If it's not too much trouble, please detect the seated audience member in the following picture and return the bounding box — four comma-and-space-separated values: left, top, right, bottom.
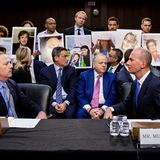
12, 46, 46, 83
39, 47, 77, 118
104, 48, 160, 120
76, 54, 117, 119
107, 48, 123, 74
116, 49, 135, 102
12, 46, 32, 83
0, 52, 47, 118
0, 25, 9, 37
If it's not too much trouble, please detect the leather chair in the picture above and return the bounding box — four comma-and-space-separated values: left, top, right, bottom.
17, 83, 52, 115
121, 82, 132, 100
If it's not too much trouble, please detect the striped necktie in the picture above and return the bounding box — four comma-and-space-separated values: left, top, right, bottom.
56, 68, 63, 104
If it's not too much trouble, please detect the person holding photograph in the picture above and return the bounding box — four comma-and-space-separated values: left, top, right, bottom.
64, 10, 91, 35
107, 16, 119, 31
141, 17, 152, 33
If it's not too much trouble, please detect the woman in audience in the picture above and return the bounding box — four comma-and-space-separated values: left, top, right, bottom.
11, 46, 32, 83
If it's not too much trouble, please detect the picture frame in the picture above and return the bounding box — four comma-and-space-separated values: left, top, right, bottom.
12, 27, 37, 55
38, 33, 64, 65
142, 33, 160, 66
65, 35, 92, 69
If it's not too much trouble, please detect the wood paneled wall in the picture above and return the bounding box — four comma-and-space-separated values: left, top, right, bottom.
0, 0, 160, 36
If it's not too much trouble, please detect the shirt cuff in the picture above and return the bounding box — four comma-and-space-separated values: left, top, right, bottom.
109, 106, 114, 112
64, 100, 70, 106
52, 102, 57, 107
83, 104, 91, 112
101, 105, 108, 112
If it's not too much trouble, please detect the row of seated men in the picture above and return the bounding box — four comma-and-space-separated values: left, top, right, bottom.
1, 44, 160, 120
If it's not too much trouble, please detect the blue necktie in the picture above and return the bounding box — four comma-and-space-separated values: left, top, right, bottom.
2, 85, 14, 117
56, 68, 63, 104
135, 80, 140, 111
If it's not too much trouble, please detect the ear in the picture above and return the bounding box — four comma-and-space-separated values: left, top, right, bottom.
54, 56, 59, 62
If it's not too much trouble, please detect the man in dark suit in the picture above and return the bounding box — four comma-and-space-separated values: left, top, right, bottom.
31, 58, 47, 83
104, 47, 160, 119
64, 10, 91, 35
39, 47, 77, 118
116, 49, 135, 102
0, 52, 47, 118
76, 54, 117, 119
107, 48, 123, 74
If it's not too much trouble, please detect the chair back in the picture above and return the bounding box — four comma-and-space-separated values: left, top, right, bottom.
18, 83, 52, 115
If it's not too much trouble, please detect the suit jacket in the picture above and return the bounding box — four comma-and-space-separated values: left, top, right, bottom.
116, 66, 134, 101
39, 64, 77, 104
77, 69, 117, 109
0, 79, 43, 117
33, 59, 47, 83
64, 26, 91, 35
113, 72, 160, 119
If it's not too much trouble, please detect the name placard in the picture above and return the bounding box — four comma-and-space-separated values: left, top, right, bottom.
140, 128, 160, 148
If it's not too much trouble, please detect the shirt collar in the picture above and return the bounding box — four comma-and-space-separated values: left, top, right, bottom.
54, 64, 63, 72
74, 25, 83, 31
138, 70, 151, 85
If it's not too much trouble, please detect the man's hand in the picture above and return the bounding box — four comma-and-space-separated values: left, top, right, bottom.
103, 108, 113, 119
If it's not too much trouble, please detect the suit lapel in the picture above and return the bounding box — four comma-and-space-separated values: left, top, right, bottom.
137, 73, 152, 110
89, 70, 94, 100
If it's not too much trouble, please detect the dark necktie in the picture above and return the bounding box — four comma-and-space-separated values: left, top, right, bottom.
135, 80, 140, 111
56, 68, 63, 104
91, 75, 102, 108
77, 29, 81, 35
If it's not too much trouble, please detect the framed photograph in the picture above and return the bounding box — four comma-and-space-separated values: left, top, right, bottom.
38, 34, 64, 65
114, 29, 142, 53
12, 27, 37, 55
91, 31, 116, 56
65, 35, 92, 69
0, 37, 12, 56
142, 33, 160, 66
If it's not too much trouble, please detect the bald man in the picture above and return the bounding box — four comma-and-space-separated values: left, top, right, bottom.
104, 47, 160, 119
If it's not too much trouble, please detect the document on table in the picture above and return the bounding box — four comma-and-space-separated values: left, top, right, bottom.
8, 117, 40, 128
128, 119, 160, 130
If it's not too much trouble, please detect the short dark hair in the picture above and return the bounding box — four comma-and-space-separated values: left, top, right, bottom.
141, 17, 152, 24
52, 47, 67, 62
124, 49, 133, 63
112, 48, 123, 63
108, 16, 119, 25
